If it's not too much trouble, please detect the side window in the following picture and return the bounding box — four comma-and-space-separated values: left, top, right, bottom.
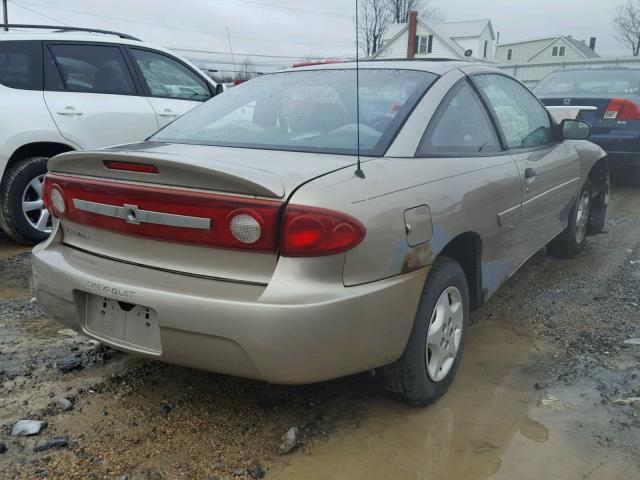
474, 74, 553, 150
48, 44, 136, 95
130, 49, 211, 102
0, 41, 43, 90
419, 81, 501, 156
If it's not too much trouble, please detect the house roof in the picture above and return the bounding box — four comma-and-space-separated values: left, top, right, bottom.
565, 37, 600, 58
382, 23, 406, 42
375, 18, 471, 60
498, 35, 599, 58
523, 35, 600, 61
424, 20, 468, 57
440, 19, 494, 40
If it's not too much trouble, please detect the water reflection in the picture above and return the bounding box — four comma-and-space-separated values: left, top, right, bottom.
277, 319, 544, 480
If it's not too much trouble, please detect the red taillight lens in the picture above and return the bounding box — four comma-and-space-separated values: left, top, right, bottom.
104, 161, 159, 174
43, 175, 66, 217
43, 175, 52, 211
45, 174, 282, 252
604, 98, 640, 120
281, 205, 365, 257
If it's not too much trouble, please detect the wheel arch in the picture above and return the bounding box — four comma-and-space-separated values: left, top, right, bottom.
438, 231, 483, 309
3, 142, 76, 183
587, 156, 609, 230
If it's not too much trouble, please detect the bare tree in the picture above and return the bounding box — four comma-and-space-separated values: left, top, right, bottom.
614, 0, 640, 56
235, 58, 257, 81
357, 0, 393, 57
388, 0, 444, 24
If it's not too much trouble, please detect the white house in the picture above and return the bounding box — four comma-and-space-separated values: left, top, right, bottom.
373, 12, 495, 61
496, 35, 599, 63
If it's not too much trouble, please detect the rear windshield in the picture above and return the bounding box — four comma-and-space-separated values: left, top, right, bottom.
534, 69, 640, 95
151, 69, 437, 156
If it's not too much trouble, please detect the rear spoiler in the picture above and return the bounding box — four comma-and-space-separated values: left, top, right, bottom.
546, 106, 597, 123
48, 150, 286, 199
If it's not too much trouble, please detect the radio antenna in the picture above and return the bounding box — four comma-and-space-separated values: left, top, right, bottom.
354, 0, 365, 179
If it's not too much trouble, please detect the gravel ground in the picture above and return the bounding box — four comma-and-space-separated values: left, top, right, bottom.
1, 181, 639, 479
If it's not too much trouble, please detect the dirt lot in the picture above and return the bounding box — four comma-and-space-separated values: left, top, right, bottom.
1, 182, 639, 480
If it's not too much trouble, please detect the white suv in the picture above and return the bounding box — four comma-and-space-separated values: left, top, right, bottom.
0, 26, 220, 243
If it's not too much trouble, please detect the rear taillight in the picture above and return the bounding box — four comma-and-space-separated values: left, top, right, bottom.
44, 174, 282, 252
104, 161, 159, 174
281, 205, 365, 257
604, 98, 640, 120
44, 174, 366, 255
43, 175, 65, 217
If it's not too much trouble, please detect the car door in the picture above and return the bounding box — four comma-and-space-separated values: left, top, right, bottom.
472, 73, 581, 251
43, 42, 159, 149
416, 79, 525, 289
127, 47, 212, 128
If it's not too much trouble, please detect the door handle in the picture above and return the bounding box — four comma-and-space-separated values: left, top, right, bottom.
524, 168, 536, 181
158, 109, 178, 117
56, 106, 82, 117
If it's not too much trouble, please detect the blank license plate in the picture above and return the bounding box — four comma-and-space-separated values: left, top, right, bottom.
85, 294, 161, 354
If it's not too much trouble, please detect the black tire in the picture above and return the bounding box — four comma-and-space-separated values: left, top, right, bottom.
380, 256, 470, 406
0, 156, 50, 245
547, 179, 592, 259
588, 190, 607, 233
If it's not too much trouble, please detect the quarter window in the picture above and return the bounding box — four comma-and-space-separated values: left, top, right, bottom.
48, 44, 136, 95
131, 49, 211, 102
419, 81, 500, 155
0, 41, 42, 90
474, 74, 553, 150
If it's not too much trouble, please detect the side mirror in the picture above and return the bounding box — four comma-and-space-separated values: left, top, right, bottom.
215, 84, 225, 96
561, 119, 591, 140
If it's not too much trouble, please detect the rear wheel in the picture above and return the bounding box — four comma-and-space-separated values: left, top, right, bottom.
547, 179, 592, 259
0, 156, 52, 244
380, 257, 470, 406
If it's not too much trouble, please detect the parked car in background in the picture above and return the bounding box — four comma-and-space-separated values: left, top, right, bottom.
534, 67, 640, 183
33, 61, 608, 406
0, 26, 219, 244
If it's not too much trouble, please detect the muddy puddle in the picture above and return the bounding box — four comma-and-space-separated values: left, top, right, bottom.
0, 236, 28, 261
277, 318, 639, 480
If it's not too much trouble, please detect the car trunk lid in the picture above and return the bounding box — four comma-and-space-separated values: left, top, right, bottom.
47, 142, 356, 284
539, 95, 640, 134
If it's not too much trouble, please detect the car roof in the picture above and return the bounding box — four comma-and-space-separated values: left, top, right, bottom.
0, 30, 216, 85
286, 59, 476, 76
0, 31, 151, 47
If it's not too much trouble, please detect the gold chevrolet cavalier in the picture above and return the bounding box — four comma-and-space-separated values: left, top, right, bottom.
32, 61, 608, 405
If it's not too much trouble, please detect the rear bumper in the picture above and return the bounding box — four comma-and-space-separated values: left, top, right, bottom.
32, 237, 427, 384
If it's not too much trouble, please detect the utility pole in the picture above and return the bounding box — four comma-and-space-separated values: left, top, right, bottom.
3, 0, 8, 31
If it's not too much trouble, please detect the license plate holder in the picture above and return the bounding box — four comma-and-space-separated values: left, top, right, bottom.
85, 294, 161, 354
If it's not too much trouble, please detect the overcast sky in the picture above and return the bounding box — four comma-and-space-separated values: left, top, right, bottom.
4, 0, 630, 72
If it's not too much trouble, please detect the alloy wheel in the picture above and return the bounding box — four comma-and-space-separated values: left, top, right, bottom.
426, 286, 464, 382
575, 190, 591, 245
21, 174, 52, 234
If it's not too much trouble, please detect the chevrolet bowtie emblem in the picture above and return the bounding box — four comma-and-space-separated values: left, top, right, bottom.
123, 204, 140, 225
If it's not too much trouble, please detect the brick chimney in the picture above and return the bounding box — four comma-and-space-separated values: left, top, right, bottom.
407, 11, 418, 59
589, 37, 597, 51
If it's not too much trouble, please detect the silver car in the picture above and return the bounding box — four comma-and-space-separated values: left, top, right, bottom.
32, 61, 608, 405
